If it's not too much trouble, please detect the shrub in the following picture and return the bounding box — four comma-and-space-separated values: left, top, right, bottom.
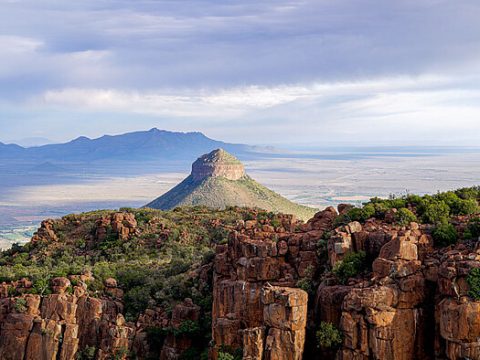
296, 265, 316, 295
123, 286, 152, 319
14, 298, 27, 313
296, 277, 314, 296
467, 268, 480, 300
466, 217, 480, 239
174, 320, 200, 337
333, 251, 367, 284
432, 223, 458, 247
372, 202, 389, 219
316, 322, 343, 349
360, 204, 375, 220
453, 199, 479, 216
422, 200, 450, 224
217, 346, 242, 360
76, 346, 96, 360
455, 187, 480, 200
334, 205, 375, 227
218, 353, 234, 360
32, 274, 51, 296
394, 208, 417, 226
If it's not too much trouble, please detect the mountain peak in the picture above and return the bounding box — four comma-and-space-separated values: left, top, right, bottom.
191, 149, 245, 181
146, 149, 316, 220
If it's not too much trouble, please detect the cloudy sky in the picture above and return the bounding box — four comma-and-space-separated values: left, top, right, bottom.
1, 0, 480, 146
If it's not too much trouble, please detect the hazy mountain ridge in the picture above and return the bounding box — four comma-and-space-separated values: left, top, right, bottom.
0, 128, 263, 162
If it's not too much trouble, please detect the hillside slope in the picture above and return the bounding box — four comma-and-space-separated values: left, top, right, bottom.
146, 149, 317, 220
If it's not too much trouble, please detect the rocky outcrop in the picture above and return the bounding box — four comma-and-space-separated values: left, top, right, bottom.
212, 209, 337, 359
5, 203, 480, 360
0, 277, 132, 360
316, 217, 480, 360
191, 149, 246, 181
91, 212, 138, 244
237, 286, 309, 360
31, 219, 58, 243
160, 299, 201, 360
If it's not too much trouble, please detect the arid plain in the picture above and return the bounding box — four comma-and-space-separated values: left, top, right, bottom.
1, 148, 480, 248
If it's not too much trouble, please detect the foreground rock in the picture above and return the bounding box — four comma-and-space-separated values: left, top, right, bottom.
212, 209, 336, 359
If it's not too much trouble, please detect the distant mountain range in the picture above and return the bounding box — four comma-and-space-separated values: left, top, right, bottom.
0, 128, 269, 163
147, 149, 316, 220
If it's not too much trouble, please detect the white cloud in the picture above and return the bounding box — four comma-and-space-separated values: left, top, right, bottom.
28, 73, 480, 145
0, 35, 42, 53
36, 74, 455, 116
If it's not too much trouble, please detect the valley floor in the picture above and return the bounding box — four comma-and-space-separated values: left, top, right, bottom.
1, 148, 480, 248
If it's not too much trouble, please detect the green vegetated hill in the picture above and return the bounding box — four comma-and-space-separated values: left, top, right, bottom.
0, 206, 297, 358
147, 175, 316, 221
146, 149, 317, 221
0, 206, 248, 317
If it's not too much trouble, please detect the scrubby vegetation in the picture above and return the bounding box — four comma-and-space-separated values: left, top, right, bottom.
217, 345, 242, 360
333, 251, 367, 284
464, 217, 480, 240
432, 223, 458, 247
0, 206, 287, 358
394, 208, 417, 226
467, 267, 480, 300
316, 321, 343, 349
296, 265, 316, 296
335, 187, 480, 227
0, 207, 277, 319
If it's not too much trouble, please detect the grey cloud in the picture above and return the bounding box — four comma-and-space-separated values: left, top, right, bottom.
1, 0, 480, 93
1, 0, 480, 145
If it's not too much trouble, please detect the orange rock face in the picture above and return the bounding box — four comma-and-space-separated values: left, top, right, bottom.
0, 279, 132, 360
31, 219, 58, 243
92, 212, 138, 244
5, 206, 480, 360
211, 209, 337, 359
317, 218, 480, 360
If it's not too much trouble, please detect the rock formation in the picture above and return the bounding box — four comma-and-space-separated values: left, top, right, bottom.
2, 193, 480, 359
191, 149, 246, 181
212, 208, 337, 359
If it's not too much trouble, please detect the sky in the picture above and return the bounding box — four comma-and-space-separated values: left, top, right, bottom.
1, 0, 480, 146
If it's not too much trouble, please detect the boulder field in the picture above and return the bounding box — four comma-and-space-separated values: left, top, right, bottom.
1, 206, 480, 359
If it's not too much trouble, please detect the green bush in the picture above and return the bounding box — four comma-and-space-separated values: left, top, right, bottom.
455, 187, 480, 200
334, 205, 375, 226
333, 251, 367, 284
453, 199, 479, 216
467, 268, 480, 300
316, 321, 343, 349
75, 346, 96, 360
296, 277, 314, 296
432, 223, 458, 247
422, 200, 450, 224
14, 298, 27, 313
394, 208, 417, 226
218, 353, 234, 360
465, 217, 480, 240
217, 345, 242, 360
174, 320, 200, 337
